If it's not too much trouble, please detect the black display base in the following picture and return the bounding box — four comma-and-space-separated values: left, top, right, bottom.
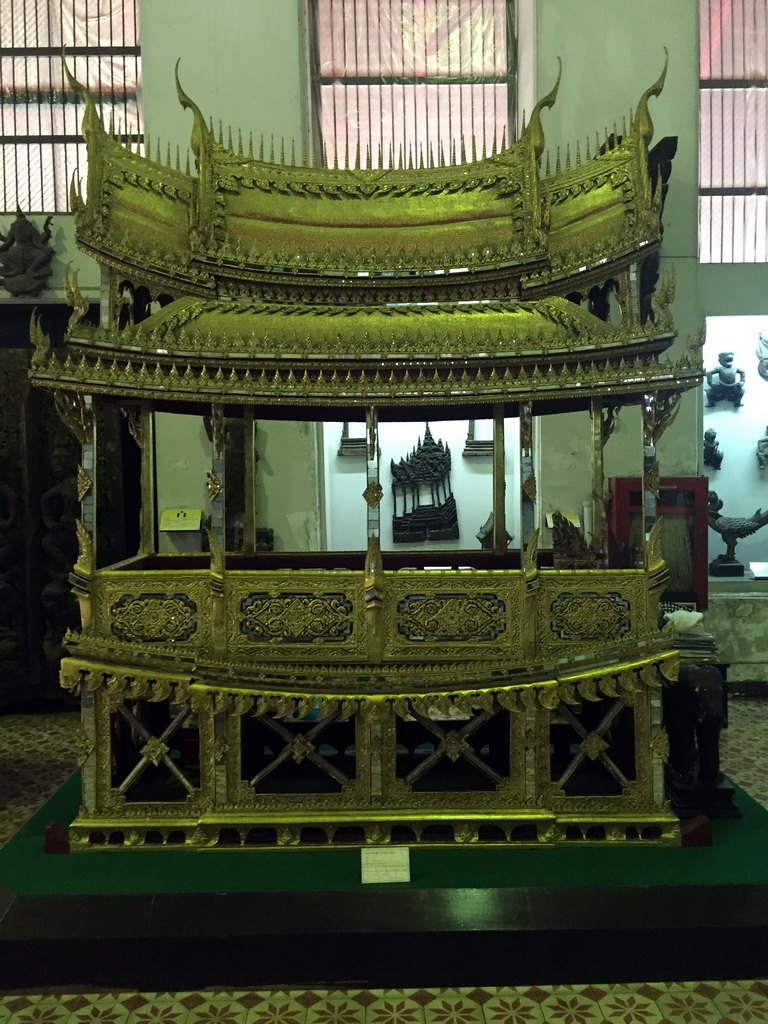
666, 776, 743, 819
709, 557, 745, 577
3, 884, 768, 990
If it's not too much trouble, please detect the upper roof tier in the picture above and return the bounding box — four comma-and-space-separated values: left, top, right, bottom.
69, 57, 670, 304
36, 54, 702, 410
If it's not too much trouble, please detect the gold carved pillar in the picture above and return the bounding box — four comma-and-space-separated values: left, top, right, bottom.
53, 391, 95, 630
492, 404, 506, 555
590, 400, 620, 554
519, 401, 536, 553
363, 407, 382, 542
243, 407, 257, 552
207, 404, 226, 656
641, 390, 680, 541
589, 398, 603, 549
139, 401, 156, 555
363, 407, 384, 664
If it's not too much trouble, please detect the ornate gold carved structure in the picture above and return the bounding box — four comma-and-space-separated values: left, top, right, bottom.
31, 56, 703, 849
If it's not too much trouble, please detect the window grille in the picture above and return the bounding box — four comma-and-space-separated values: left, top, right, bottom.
308, 0, 516, 169
0, 0, 141, 213
700, 0, 768, 262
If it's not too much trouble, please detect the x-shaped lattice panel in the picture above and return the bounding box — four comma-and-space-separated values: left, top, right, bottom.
553, 700, 630, 792
114, 702, 196, 797
404, 709, 503, 787
248, 711, 350, 788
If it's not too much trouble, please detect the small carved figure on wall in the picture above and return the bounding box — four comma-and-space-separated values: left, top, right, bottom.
703, 428, 723, 470
0, 211, 54, 296
757, 332, 768, 383
391, 424, 459, 543
705, 351, 745, 407
757, 428, 768, 470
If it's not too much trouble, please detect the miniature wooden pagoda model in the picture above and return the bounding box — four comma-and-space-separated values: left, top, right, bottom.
30, 58, 704, 849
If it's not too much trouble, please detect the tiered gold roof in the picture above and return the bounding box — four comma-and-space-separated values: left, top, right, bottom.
30, 53, 702, 410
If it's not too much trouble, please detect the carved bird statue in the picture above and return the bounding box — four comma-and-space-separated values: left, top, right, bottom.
708, 490, 768, 561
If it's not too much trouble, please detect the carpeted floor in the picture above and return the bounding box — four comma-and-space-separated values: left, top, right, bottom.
1, 700, 766, 1017
0, 710, 79, 847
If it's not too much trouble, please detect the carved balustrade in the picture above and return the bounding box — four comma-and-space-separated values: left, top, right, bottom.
81, 564, 663, 677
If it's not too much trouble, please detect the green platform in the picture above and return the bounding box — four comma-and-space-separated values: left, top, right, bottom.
3, 772, 768, 896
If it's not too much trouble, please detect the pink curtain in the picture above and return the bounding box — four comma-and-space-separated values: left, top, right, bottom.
314, 0, 512, 169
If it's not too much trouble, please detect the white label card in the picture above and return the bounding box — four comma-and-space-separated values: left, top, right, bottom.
159, 507, 202, 532
360, 846, 411, 884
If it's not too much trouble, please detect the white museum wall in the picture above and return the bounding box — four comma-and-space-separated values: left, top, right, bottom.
257, 420, 323, 552
154, 414, 323, 554
535, 0, 701, 490
139, 0, 305, 166
321, 422, 368, 553
321, 419, 521, 554
703, 316, 768, 568
154, 411, 212, 554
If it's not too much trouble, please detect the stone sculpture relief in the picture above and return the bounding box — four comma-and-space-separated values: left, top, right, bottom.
757, 332, 768, 383
703, 428, 723, 470
707, 489, 768, 577
705, 351, 745, 408
757, 428, 768, 471
0, 211, 54, 296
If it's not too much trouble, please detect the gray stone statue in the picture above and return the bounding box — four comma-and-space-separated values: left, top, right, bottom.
757, 428, 768, 470
0, 211, 54, 296
708, 489, 768, 576
706, 351, 745, 407
756, 332, 768, 383
703, 428, 723, 470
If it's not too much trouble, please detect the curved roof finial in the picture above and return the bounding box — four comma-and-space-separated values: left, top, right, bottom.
634, 48, 668, 146
523, 59, 562, 161
62, 50, 104, 140
175, 58, 209, 159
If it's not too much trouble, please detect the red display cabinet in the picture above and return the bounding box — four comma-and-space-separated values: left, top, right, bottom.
609, 477, 709, 609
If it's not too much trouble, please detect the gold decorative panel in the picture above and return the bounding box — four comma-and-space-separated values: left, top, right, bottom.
94, 572, 212, 651
226, 573, 367, 661
240, 593, 354, 644
396, 593, 507, 643
536, 572, 648, 655
110, 593, 197, 644
549, 592, 631, 642
382, 573, 523, 661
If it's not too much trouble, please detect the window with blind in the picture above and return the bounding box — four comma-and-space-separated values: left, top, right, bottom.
308, 0, 516, 170
700, 0, 768, 262
0, 0, 141, 214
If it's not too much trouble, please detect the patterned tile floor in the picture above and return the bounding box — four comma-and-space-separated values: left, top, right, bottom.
0, 702, 767, 1017
2, 982, 768, 1024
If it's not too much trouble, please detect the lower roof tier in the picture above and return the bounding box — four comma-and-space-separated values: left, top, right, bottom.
31, 293, 702, 408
